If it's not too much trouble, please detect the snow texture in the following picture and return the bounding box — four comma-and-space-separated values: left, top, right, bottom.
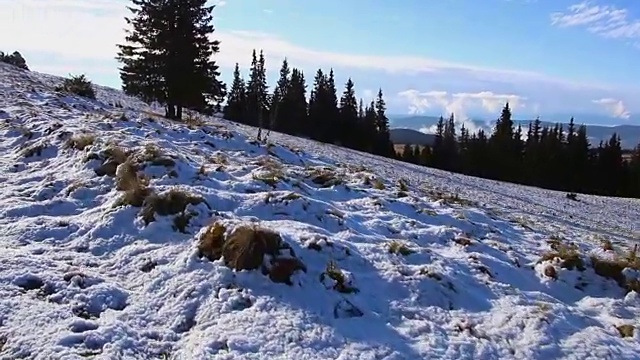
0, 62, 639, 359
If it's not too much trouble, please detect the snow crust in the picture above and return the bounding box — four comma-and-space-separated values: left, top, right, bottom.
0, 63, 639, 359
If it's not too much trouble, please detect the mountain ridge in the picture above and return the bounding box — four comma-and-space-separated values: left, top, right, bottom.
389, 115, 640, 149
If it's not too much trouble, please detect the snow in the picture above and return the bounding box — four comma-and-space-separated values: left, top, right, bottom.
0, 62, 639, 359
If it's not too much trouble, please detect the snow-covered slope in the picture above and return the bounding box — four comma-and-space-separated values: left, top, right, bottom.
0, 62, 639, 359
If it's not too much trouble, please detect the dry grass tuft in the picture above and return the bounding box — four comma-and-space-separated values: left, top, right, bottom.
138, 143, 175, 167
140, 188, 205, 225
601, 239, 614, 251
544, 265, 558, 279
398, 178, 409, 192
591, 245, 640, 293
453, 236, 473, 247
197, 223, 306, 285
95, 145, 129, 176
21, 143, 45, 157
308, 168, 343, 188
113, 161, 153, 208
184, 112, 205, 128
65, 133, 95, 151
321, 260, 358, 293
616, 324, 635, 338
253, 168, 286, 188
388, 240, 415, 256
539, 243, 585, 271
197, 222, 227, 261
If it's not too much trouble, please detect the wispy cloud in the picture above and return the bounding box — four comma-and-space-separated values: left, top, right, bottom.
0, 0, 637, 118
592, 98, 631, 119
550, 2, 640, 42
397, 89, 526, 133
0, 0, 619, 90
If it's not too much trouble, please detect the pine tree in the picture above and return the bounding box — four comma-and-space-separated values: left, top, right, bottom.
285, 68, 308, 136
374, 89, 392, 156
338, 78, 359, 148
308, 69, 326, 141
116, 0, 225, 119
245, 49, 268, 127
432, 116, 445, 168
223, 63, 247, 123
272, 58, 291, 132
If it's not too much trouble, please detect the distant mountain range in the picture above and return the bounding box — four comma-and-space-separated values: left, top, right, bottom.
389, 115, 640, 150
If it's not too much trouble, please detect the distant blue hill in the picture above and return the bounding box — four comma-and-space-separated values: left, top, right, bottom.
389, 115, 640, 150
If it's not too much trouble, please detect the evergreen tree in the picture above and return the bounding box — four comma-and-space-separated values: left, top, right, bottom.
245, 49, 268, 127
223, 63, 247, 123
374, 89, 393, 156
116, 0, 225, 119
272, 58, 291, 132
286, 68, 308, 136
338, 78, 359, 148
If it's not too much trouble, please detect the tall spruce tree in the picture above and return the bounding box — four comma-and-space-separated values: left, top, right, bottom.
338, 78, 359, 148
245, 49, 268, 127
116, 0, 224, 119
223, 63, 247, 123
272, 58, 291, 132
374, 89, 392, 156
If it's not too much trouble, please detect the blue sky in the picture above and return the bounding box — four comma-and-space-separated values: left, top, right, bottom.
1, 0, 639, 128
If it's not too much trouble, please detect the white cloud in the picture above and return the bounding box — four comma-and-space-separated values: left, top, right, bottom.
550, 2, 640, 41
0, 0, 637, 118
0, 0, 618, 91
592, 98, 631, 119
398, 89, 526, 133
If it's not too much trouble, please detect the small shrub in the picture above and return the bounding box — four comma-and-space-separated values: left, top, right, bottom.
566, 192, 578, 201
58, 74, 96, 99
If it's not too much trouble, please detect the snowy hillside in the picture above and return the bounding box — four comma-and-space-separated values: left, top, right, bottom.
0, 62, 639, 359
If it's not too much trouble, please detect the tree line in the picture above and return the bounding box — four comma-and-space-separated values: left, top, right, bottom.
114, 0, 639, 199
223, 52, 394, 156
398, 104, 640, 198
115, 0, 394, 157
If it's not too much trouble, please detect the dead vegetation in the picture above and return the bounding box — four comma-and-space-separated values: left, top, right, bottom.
616, 324, 635, 338
21, 143, 47, 157
197, 223, 306, 285
540, 238, 640, 293
387, 240, 415, 256
539, 242, 586, 271
590, 245, 640, 293
308, 167, 343, 188
320, 260, 358, 293
65, 133, 95, 150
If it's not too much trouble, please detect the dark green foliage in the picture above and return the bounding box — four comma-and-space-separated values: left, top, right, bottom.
395, 101, 640, 199
116, 0, 225, 120
58, 74, 96, 99
0, 51, 28, 70
223, 63, 247, 123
